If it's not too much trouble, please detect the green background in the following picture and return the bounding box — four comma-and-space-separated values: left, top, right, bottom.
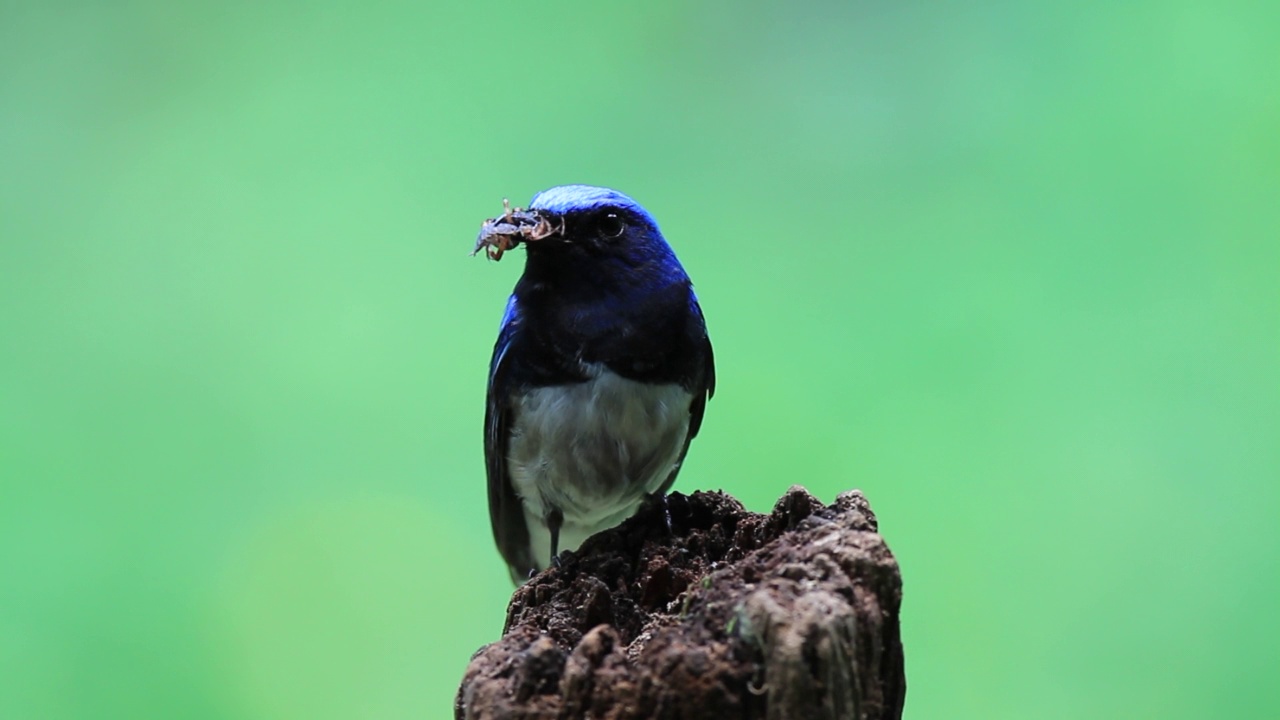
2, 1, 1277, 718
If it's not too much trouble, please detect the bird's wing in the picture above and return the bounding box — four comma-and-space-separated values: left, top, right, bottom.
485, 297, 535, 582
657, 296, 716, 495
687, 306, 716, 440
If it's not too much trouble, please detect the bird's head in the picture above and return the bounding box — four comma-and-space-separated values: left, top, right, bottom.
475, 185, 687, 291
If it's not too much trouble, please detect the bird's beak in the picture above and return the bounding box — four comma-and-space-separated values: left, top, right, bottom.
473, 202, 565, 262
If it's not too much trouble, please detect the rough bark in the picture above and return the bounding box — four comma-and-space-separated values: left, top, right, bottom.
455, 486, 905, 720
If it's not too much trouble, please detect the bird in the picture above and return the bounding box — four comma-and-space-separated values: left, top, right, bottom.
478, 185, 715, 584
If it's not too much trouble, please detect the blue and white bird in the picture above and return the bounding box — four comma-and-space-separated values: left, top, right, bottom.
476, 185, 715, 584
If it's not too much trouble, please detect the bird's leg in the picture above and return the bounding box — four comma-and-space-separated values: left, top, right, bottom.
547, 507, 564, 568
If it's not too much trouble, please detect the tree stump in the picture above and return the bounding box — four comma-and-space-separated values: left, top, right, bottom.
455, 486, 905, 720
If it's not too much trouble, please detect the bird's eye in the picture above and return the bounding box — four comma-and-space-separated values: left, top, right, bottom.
598, 212, 625, 239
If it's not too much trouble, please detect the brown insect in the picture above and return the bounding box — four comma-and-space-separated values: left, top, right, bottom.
472, 198, 565, 261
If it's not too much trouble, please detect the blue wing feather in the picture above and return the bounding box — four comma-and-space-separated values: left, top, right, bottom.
484, 296, 535, 580
656, 295, 715, 496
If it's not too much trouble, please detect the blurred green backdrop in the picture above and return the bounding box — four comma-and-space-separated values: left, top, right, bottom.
2, 1, 1277, 718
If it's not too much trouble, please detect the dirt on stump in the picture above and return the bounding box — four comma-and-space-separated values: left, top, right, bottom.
455, 486, 905, 720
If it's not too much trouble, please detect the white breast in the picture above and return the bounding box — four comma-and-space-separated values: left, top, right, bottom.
507, 364, 693, 568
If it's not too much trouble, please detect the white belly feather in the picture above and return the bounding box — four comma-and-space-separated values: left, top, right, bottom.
507, 364, 692, 569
